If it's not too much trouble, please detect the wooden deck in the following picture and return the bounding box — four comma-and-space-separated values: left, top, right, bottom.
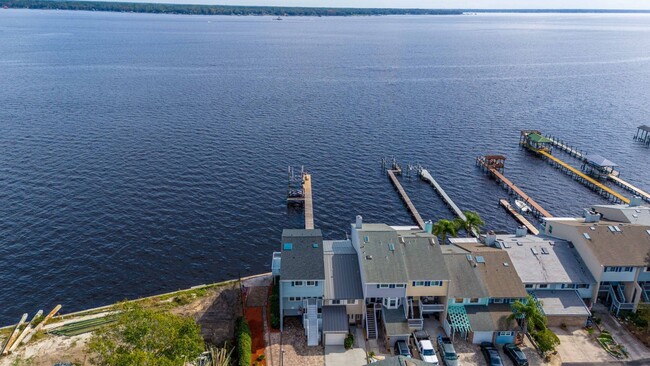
303, 173, 314, 230
608, 175, 650, 202
420, 169, 466, 221
387, 169, 425, 229
499, 199, 540, 235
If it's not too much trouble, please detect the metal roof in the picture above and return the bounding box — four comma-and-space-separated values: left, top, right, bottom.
280, 229, 324, 281
584, 154, 618, 168
528, 133, 552, 143
323, 240, 363, 300
356, 225, 449, 284
322, 305, 348, 333
638, 125, 650, 133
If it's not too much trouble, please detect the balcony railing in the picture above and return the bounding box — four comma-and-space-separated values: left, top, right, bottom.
271, 252, 281, 276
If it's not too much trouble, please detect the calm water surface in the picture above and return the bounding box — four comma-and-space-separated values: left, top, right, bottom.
1, 10, 649, 323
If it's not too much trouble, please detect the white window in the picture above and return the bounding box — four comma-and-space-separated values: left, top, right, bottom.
306, 281, 316, 286
455, 298, 464, 304
383, 297, 400, 309
497, 331, 514, 336
525, 284, 533, 289
332, 299, 341, 305
396, 284, 405, 288
577, 284, 590, 289
469, 298, 479, 304
624, 267, 633, 272
389, 284, 396, 289
493, 298, 504, 304
289, 297, 301, 302
292, 281, 303, 287
538, 284, 549, 289
379, 284, 389, 288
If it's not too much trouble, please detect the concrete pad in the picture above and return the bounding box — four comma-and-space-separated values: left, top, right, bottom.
325, 345, 367, 366
551, 326, 614, 363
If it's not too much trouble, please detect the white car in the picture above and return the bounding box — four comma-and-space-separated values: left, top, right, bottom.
417, 339, 439, 365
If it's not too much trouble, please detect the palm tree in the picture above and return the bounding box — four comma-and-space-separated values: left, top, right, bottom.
432, 219, 458, 245
507, 294, 546, 335
458, 211, 485, 237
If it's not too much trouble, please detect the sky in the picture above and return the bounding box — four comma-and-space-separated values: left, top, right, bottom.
118, 0, 650, 10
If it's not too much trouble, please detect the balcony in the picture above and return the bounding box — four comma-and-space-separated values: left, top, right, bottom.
608, 285, 634, 316
421, 297, 445, 313
271, 252, 281, 276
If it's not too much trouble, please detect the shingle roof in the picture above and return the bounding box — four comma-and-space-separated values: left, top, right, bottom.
322, 305, 348, 333
465, 304, 518, 331
383, 306, 410, 336
356, 225, 449, 284
280, 229, 324, 281
445, 243, 528, 299
323, 240, 363, 300
444, 254, 489, 299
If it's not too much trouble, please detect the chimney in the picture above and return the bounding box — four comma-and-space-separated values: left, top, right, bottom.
486, 230, 497, 246
629, 196, 643, 207
424, 220, 433, 234
583, 209, 601, 223
515, 226, 527, 238
355, 215, 363, 229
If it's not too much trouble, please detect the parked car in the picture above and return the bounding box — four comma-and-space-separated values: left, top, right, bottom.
503, 343, 528, 366
416, 338, 439, 365
480, 342, 504, 366
395, 340, 412, 358
436, 336, 460, 366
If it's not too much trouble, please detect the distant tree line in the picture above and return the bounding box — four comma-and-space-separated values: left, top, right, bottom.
0, 0, 464, 16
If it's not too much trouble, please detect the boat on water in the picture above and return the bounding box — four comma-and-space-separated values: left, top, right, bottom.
515, 199, 532, 213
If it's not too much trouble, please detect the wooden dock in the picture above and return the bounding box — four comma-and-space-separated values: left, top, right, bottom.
303, 173, 314, 230
608, 175, 650, 203
499, 199, 540, 235
388, 169, 425, 229
420, 169, 466, 221
477, 156, 553, 218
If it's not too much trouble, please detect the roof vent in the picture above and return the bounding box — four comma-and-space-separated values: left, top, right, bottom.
466, 254, 473, 262
388, 243, 395, 252
476, 256, 485, 264
589, 226, 596, 231
608, 226, 616, 232
646, 230, 650, 236
364, 236, 369, 243
584, 209, 601, 223
541, 248, 549, 255
312, 243, 319, 248
583, 233, 591, 240
284, 243, 293, 251
502, 242, 511, 249
531, 248, 539, 256
503, 262, 509, 267
614, 226, 622, 232
366, 255, 373, 260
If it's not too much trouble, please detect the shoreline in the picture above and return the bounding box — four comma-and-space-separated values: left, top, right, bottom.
0, 271, 271, 330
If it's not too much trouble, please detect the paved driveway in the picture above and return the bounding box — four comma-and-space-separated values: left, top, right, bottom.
325, 345, 367, 366
598, 308, 650, 361
551, 326, 613, 364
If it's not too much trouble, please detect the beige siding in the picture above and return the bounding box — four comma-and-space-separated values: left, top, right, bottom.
406, 281, 449, 297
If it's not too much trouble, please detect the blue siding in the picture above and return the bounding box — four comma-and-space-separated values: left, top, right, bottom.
494, 333, 515, 344
280, 281, 324, 300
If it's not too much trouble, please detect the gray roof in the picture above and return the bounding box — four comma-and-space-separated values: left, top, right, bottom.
584, 154, 618, 167
638, 125, 650, 133
371, 356, 431, 366
532, 290, 591, 317
465, 304, 518, 332
323, 240, 363, 300
497, 235, 595, 285
356, 224, 449, 284
591, 204, 650, 226
280, 229, 324, 281
322, 305, 348, 333
444, 254, 489, 299
383, 306, 410, 336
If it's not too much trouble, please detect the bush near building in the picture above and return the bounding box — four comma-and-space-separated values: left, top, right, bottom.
270, 280, 280, 329
235, 316, 252, 366
344, 333, 354, 349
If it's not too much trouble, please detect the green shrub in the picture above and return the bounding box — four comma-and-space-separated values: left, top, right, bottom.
344, 333, 354, 350
270, 280, 280, 329
531, 328, 560, 353
235, 317, 252, 366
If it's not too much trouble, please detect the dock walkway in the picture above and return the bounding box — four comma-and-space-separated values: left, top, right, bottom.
303, 173, 314, 230
608, 175, 650, 203
499, 199, 540, 235
538, 150, 630, 204
388, 169, 425, 229
419, 169, 466, 221
477, 156, 552, 218
545, 135, 585, 159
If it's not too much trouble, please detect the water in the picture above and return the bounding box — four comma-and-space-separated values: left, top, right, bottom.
1, 10, 649, 324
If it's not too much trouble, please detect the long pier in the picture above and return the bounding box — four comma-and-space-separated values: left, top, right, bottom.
499, 199, 540, 235
476, 155, 553, 218
537, 150, 630, 204
419, 169, 466, 221
608, 175, 650, 203
543, 134, 586, 160
303, 173, 314, 230
387, 168, 425, 229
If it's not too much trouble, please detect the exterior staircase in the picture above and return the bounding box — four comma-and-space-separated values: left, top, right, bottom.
366, 305, 378, 340
306, 300, 319, 346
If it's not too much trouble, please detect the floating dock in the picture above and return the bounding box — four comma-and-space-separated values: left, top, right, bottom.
499, 199, 540, 235
419, 169, 466, 221
303, 173, 314, 230
476, 155, 553, 218
387, 167, 425, 229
